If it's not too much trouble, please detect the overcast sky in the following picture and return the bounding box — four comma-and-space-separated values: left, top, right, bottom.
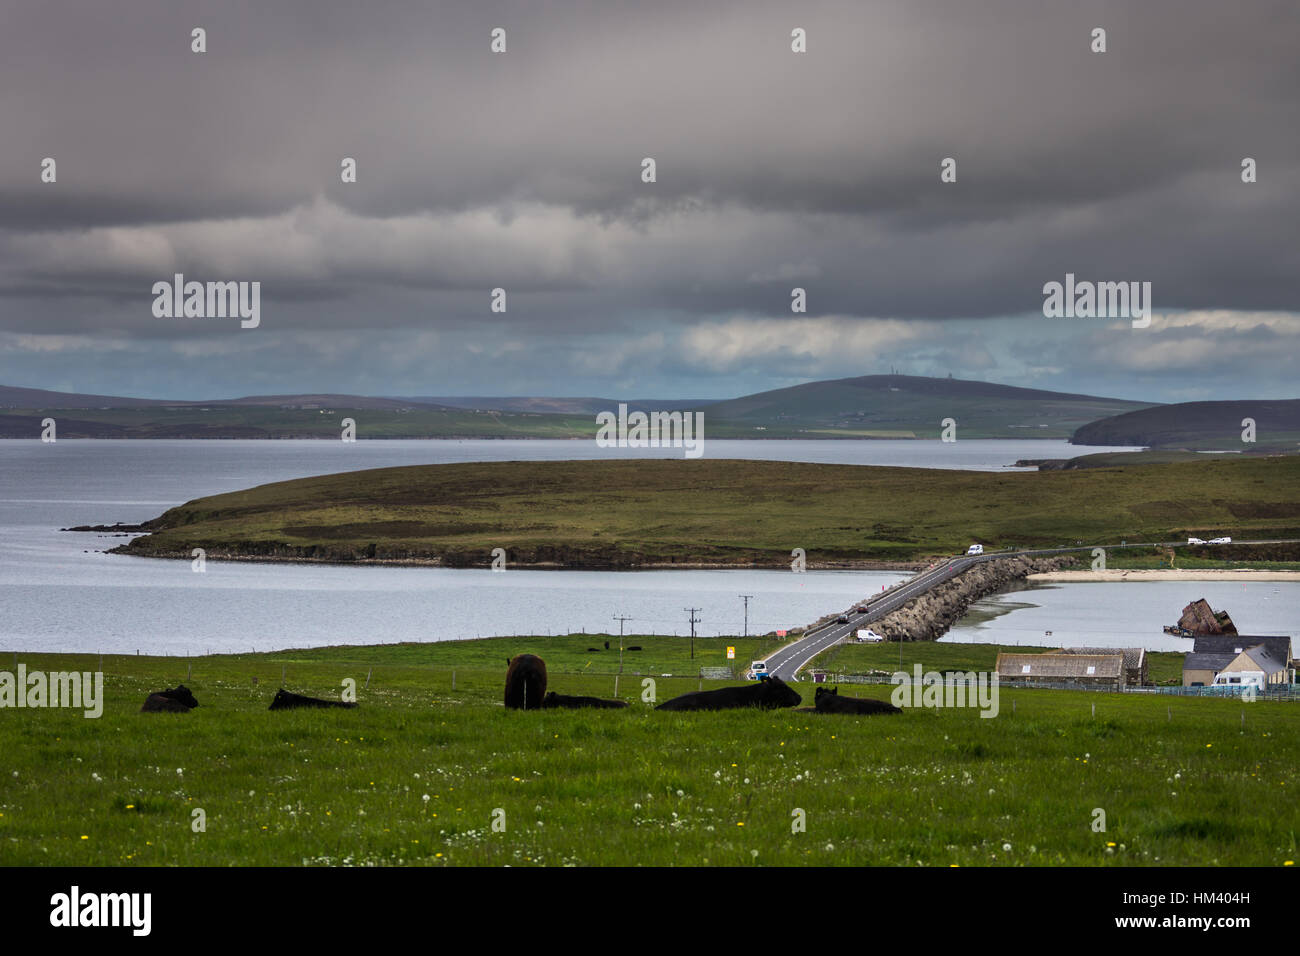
1, 0, 1297, 403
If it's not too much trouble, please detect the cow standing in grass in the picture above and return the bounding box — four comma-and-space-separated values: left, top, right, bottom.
504, 654, 547, 710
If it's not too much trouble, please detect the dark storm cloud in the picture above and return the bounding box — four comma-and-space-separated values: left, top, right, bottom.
0, 0, 1297, 399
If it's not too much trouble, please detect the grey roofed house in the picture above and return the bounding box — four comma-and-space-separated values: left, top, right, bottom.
1060, 646, 1147, 684
1183, 652, 1237, 674
1191, 635, 1293, 663
996, 651, 1124, 683
1239, 645, 1290, 677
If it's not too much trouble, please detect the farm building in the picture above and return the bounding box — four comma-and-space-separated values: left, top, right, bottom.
1058, 646, 1148, 686
995, 651, 1125, 687
1183, 635, 1294, 687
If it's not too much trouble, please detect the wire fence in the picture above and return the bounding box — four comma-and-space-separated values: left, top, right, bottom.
818, 671, 1300, 700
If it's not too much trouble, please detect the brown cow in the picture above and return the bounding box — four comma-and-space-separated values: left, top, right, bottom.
504, 654, 547, 710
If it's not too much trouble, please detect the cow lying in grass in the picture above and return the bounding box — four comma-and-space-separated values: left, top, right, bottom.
655, 676, 801, 712
268, 689, 357, 711
504, 654, 547, 710
141, 685, 199, 713
814, 686, 901, 715
542, 692, 628, 709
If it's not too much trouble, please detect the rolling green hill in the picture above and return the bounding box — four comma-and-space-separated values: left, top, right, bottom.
1071, 399, 1300, 450
691, 374, 1156, 438
1, 375, 1156, 439
113, 455, 1300, 567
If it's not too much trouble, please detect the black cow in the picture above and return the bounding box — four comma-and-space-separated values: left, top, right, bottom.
504, 654, 547, 710
627, 646, 642, 651
542, 692, 629, 709
814, 686, 902, 715
604, 641, 610, 650
268, 689, 357, 710
141, 684, 200, 713
586, 647, 600, 652
655, 676, 801, 712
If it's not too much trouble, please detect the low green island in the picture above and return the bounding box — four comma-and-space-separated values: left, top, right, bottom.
111, 455, 1300, 568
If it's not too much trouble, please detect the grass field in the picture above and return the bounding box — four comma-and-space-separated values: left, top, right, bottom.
2, 637, 1297, 867
116, 455, 1300, 567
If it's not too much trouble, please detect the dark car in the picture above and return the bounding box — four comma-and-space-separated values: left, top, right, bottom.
836, 614, 850, 624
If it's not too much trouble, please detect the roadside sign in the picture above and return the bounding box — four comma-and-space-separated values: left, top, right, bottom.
726, 646, 735, 659
776, 629, 787, 637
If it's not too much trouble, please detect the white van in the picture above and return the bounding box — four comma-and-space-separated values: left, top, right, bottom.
1187, 537, 1206, 545
856, 628, 884, 643
747, 661, 768, 680
1209, 536, 1232, 545
966, 544, 984, 556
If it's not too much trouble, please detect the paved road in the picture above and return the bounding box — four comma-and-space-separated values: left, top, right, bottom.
764, 538, 1300, 681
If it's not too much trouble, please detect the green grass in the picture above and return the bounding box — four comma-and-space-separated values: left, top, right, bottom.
116, 455, 1300, 566
2, 640, 1297, 866
818, 641, 1187, 685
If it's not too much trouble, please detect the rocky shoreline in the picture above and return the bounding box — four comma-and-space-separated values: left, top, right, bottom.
100, 540, 927, 573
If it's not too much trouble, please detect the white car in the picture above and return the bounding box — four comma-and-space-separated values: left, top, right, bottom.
1209, 536, 1232, 545
856, 628, 884, 643
966, 544, 984, 555
1187, 537, 1206, 545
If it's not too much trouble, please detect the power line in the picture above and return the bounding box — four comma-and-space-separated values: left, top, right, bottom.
685, 607, 701, 660
613, 614, 632, 674
740, 595, 753, 638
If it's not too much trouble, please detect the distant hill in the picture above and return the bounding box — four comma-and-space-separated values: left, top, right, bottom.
0, 384, 453, 412
403, 396, 716, 415
0, 384, 178, 408
0, 375, 1157, 440
693, 374, 1157, 439
1072, 399, 1300, 449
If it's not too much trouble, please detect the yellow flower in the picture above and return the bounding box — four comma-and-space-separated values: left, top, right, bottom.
80, 835, 88, 840
737, 822, 744, 827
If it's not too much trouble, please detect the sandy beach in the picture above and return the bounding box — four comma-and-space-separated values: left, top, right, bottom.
1028, 569, 1300, 582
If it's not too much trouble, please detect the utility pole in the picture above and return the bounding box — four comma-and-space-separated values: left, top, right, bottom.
613, 614, 632, 674
685, 608, 701, 660
740, 595, 753, 639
